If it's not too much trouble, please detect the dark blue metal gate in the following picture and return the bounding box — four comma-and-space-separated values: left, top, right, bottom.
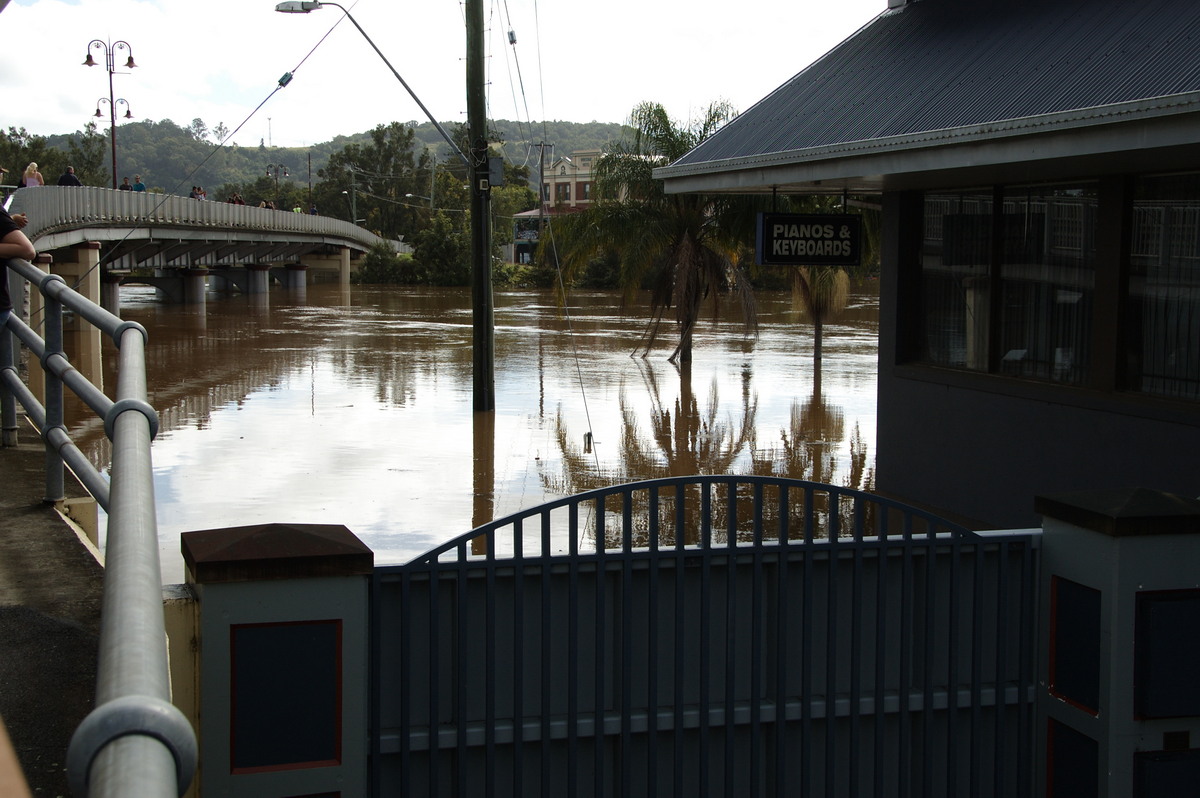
371, 476, 1040, 797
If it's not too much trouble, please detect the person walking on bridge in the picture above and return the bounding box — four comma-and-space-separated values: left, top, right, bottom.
19, 162, 42, 188
57, 166, 82, 186
132, 175, 146, 192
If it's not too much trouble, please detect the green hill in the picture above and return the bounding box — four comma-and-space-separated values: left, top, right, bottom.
30, 118, 625, 196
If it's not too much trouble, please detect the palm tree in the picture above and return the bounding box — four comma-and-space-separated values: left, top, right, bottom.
792, 265, 851, 390
544, 101, 758, 364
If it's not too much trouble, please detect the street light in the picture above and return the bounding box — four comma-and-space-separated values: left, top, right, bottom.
276, 0, 494, 411
340, 190, 364, 223
95, 98, 134, 120
405, 192, 433, 209
83, 39, 137, 189
275, 1, 467, 169
267, 163, 289, 207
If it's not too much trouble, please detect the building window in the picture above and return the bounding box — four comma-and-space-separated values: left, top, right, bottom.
556, 183, 571, 202
920, 190, 993, 370
1130, 174, 1200, 400
997, 184, 1096, 385
542, 183, 549, 202
578, 182, 591, 201
919, 184, 1097, 385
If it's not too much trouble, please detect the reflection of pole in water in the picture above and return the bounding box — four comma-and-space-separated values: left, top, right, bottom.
471, 410, 495, 555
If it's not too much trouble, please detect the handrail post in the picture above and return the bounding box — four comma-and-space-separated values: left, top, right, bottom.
41, 283, 66, 503
1, 313, 16, 448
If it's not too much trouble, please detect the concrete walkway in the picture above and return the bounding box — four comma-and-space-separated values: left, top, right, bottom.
0, 438, 104, 797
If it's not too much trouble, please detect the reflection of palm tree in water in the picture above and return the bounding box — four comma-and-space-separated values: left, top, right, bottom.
748, 384, 875, 538
542, 361, 874, 547
545, 359, 758, 492
541, 360, 758, 546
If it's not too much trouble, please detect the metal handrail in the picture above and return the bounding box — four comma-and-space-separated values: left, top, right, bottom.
0, 256, 196, 797
8, 185, 393, 252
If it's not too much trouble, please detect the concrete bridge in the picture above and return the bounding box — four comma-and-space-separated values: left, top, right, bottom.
6, 185, 408, 309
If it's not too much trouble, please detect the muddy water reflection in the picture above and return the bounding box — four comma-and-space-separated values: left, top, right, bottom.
77, 284, 879, 581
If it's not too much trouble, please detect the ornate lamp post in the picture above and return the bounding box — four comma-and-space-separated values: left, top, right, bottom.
267, 163, 289, 207
83, 39, 137, 189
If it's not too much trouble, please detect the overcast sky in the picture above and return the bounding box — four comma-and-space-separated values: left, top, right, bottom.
2, 0, 883, 150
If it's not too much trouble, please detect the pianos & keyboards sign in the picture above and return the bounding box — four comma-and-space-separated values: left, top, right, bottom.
755, 213, 862, 266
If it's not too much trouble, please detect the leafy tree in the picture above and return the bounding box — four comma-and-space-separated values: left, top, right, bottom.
544, 101, 761, 364
66, 122, 108, 186
212, 122, 230, 144
188, 118, 208, 141
352, 242, 424, 284
314, 122, 424, 240
1, 127, 64, 185
412, 211, 470, 285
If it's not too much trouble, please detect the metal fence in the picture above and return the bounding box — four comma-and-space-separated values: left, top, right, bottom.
373, 476, 1041, 798
0, 255, 195, 797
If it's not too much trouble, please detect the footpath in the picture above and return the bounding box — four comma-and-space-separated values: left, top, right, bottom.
0, 437, 104, 797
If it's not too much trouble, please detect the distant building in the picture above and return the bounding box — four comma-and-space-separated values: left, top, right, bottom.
542, 149, 600, 213
657, 0, 1200, 528
513, 149, 603, 263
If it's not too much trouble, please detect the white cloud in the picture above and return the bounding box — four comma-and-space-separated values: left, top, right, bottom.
3, 0, 882, 147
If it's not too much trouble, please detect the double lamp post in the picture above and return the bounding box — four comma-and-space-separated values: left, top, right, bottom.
83, 39, 137, 190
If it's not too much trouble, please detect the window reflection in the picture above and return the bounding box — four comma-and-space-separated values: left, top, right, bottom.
920, 191, 993, 370
919, 184, 1097, 386
998, 184, 1096, 385
1131, 174, 1200, 400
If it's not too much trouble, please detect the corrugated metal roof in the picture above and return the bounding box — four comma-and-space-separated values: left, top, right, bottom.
670, 0, 1200, 169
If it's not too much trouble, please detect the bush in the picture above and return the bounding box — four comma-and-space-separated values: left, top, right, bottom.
411, 212, 471, 286
352, 243, 422, 284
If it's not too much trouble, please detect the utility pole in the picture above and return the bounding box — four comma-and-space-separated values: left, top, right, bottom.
466, 0, 494, 412
538, 142, 547, 240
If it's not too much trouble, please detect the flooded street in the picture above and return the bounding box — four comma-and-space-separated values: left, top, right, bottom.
72, 283, 880, 582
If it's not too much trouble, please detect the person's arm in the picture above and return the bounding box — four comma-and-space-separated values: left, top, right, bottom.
0, 228, 35, 260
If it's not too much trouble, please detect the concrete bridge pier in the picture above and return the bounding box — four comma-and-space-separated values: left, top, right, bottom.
183, 268, 210, 306
280, 263, 308, 292
299, 246, 352, 287
100, 272, 122, 316
246, 264, 271, 295
49, 243, 104, 392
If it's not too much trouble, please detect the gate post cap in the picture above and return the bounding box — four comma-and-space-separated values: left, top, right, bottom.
1035, 487, 1200, 537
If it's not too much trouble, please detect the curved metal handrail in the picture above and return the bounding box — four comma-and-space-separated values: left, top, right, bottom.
408, 474, 977, 567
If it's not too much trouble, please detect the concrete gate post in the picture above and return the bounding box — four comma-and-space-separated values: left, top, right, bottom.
1035, 488, 1200, 798
182, 523, 374, 798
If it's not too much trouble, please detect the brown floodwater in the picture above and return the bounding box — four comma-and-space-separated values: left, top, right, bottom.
71, 282, 880, 583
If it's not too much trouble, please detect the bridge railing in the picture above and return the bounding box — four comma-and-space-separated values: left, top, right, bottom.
0, 255, 196, 798
8, 185, 391, 252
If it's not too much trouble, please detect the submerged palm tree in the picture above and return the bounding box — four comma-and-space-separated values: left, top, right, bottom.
792, 265, 851, 390
544, 101, 758, 364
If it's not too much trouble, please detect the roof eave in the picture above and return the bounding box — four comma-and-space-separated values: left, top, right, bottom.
657, 91, 1200, 195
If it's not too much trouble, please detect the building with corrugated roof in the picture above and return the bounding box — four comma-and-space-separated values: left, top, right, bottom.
657, 0, 1200, 527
